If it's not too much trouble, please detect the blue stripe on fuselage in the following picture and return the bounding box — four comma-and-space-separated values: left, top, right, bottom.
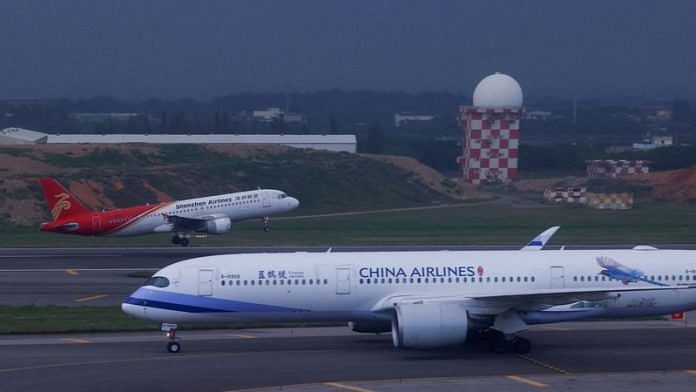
124, 287, 303, 313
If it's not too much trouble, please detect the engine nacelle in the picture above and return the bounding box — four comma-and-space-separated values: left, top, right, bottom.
392, 302, 469, 349
204, 217, 232, 234
349, 320, 392, 334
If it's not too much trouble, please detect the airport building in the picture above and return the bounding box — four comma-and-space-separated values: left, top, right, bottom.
457, 73, 524, 184
0, 127, 357, 153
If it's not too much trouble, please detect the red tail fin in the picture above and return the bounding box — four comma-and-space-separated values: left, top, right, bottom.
38, 178, 92, 220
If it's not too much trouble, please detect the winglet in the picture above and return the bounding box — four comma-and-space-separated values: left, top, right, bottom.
521, 226, 560, 251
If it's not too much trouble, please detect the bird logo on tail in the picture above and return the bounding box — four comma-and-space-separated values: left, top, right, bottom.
51, 193, 72, 220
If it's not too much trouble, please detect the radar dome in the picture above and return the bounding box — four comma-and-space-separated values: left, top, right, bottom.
472, 73, 523, 108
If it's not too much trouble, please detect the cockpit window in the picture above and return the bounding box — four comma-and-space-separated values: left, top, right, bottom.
277, 193, 287, 199
145, 276, 170, 288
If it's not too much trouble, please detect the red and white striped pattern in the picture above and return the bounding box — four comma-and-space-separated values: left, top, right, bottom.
457, 106, 523, 184
586, 160, 651, 178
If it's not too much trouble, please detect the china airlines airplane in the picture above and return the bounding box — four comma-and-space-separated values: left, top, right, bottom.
38, 178, 299, 246
122, 237, 696, 353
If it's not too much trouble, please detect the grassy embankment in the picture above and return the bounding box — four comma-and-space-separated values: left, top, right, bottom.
2, 198, 696, 247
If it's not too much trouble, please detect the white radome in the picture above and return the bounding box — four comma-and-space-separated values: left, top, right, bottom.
472, 73, 523, 108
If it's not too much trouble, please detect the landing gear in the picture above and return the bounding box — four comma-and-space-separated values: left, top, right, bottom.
167, 341, 181, 353
162, 323, 180, 353
511, 336, 532, 354
477, 329, 532, 354
263, 216, 271, 232
172, 234, 189, 247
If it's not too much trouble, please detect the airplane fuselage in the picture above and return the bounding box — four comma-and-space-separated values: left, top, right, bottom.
123, 249, 696, 326
40, 189, 298, 237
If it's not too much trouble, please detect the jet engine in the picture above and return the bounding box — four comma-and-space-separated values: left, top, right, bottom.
349, 320, 392, 334
204, 217, 232, 234
391, 302, 469, 349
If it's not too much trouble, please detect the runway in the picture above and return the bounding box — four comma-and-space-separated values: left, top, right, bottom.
1, 322, 695, 391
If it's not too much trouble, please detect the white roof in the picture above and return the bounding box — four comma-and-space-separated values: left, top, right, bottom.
0, 127, 48, 142
45, 134, 356, 144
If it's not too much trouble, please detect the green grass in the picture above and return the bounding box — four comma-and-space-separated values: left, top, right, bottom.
2, 200, 695, 247
0, 306, 342, 334
0, 306, 158, 334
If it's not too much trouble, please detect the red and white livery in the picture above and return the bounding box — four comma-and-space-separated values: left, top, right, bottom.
38, 178, 299, 246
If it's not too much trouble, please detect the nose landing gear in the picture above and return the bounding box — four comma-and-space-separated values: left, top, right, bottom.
162, 323, 180, 353
171, 234, 189, 247
263, 216, 271, 232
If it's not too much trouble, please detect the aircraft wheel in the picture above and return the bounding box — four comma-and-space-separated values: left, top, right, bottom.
167, 341, 180, 353
512, 337, 532, 354
487, 331, 509, 354
180, 238, 190, 247
264, 226, 271, 233
172, 236, 180, 245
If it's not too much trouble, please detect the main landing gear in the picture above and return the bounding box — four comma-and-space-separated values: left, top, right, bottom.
471, 329, 532, 354
162, 323, 180, 353
263, 216, 271, 232
171, 234, 189, 247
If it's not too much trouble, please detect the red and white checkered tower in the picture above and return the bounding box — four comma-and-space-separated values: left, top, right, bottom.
458, 73, 524, 184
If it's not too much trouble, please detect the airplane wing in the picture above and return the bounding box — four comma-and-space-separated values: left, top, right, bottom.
520, 226, 560, 251
374, 284, 696, 314
165, 214, 228, 231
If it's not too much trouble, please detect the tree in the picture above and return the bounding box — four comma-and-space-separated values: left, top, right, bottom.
366, 122, 385, 153
328, 113, 340, 134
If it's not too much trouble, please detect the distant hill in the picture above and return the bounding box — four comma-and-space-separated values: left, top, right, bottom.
0, 144, 462, 226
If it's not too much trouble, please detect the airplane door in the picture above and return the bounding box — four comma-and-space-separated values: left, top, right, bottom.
198, 269, 214, 296
262, 192, 271, 208
336, 267, 351, 295
550, 266, 565, 289
92, 216, 101, 231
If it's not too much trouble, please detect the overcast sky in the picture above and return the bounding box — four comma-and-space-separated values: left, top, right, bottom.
1, 0, 695, 99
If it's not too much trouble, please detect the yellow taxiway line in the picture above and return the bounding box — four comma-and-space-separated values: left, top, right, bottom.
62, 338, 91, 344
324, 382, 376, 392
506, 375, 548, 388
65, 269, 79, 276
73, 294, 108, 303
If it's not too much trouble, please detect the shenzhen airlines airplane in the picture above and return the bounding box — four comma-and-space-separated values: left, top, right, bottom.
122, 240, 696, 353
38, 178, 299, 246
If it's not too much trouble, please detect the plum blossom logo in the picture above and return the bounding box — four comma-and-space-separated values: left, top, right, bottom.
477, 266, 484, 276
51, 193, 71, 219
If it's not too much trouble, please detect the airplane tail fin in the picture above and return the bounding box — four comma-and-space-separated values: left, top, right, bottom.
38, 178, 92, 220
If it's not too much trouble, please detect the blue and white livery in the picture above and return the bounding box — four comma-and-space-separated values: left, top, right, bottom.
123, 247, 696, 353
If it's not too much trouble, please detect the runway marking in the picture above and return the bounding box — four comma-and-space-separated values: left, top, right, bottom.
506, 375, 548, 388
0, 349, 348, 374
514, 354, 572, 376
62, 338, 90, 344
226, 333, 257, 339
73, 294, 108, 303
65, 269, 79, 276
324, 382, 375, 392
686, 370, 696, 375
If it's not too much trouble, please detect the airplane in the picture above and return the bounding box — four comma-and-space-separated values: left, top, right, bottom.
122, 240, 696, 353
38, 178, 299, 246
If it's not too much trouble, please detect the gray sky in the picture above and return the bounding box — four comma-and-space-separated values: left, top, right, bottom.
1, 0, 695, 99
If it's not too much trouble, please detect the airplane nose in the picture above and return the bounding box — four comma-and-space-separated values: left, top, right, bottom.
287, 197, 299, 209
